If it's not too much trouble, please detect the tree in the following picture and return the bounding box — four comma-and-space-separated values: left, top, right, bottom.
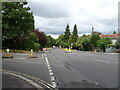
76, 37, 91, 51
33, 30, 47, 47
56, 34, 65, 47
113, 31, 117, 34
64, 24, 70, 41
22, 32, 40, 51
69, 24, 78, 45
97, 37, 112, 52
2, 2, 34, 49
46, 35, 56, 47
2, 2, 34, 40
90, 34, 100, 48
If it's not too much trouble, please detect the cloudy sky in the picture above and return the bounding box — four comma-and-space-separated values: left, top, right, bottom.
27, 0, 119, 39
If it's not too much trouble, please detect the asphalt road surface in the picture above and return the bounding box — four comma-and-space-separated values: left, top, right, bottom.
2, 48, 118, 88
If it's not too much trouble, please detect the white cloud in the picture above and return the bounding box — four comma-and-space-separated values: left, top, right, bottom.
47, 34, 59, 39
28, 0, 119, 35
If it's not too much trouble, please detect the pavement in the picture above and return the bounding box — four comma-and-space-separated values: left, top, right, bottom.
2, 48, 118, 89
2, 73, 36, 88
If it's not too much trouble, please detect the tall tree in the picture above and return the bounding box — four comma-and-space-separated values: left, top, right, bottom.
64, 24, 70, 41
69, 24, 78, 44
2, 2, 34, 49
2, 2, 34, 40
113, 31, 117, 34
90, 34, 100, 48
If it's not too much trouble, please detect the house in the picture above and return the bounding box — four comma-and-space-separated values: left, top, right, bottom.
99, 33, 120, 52
99, 33, 120, 45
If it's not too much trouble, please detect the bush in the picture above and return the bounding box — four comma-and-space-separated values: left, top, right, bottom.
62, 42, 69, 48
22, 39, 40, 52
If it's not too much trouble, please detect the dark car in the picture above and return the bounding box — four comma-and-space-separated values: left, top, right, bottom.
116, 49, 120, 53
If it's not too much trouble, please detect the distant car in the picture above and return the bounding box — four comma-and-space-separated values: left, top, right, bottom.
116, 49, 120, 53
43, 48, 46, 51
53, 46, 56, 49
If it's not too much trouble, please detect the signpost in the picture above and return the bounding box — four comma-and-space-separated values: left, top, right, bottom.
29, 49, 37, 58
6, 49, 10, 56
2, 49, 13, 58
30, 49, 33, 56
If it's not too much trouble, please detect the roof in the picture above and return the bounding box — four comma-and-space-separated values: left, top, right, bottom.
99, 33, 120, 39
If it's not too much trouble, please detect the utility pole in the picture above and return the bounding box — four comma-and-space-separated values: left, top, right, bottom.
92, 26, 94, 35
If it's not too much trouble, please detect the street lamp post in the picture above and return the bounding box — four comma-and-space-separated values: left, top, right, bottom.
71, 43, 73, 49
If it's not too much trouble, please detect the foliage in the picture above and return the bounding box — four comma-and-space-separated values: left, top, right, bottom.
56, 34, 64, 46
90, 34, 100, 47
29, 32, 38, 42
33, 30, 47, 47
76, 37, 91, 51
46, 35, 56, 47
22, 39, 40, 51
97, 37, 112, 51
2, 2, 35, 50
69, 24, 78, 46
113, 31, 117, 34
2, 2, 34, 41
64, 24, 70, 41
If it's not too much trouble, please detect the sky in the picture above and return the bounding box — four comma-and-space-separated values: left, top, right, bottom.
27, 0, 119, 39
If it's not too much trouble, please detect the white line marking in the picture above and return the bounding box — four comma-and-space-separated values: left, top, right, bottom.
92, 58, 109, 63
47, 64, 50, 68
5, 72, 42, 88
104, 53, 118, 55
2, 69, 55, 89
49, 69, 52, 72
49, 72, 54, 76
50, 76, 55, 81
51, 82, 57, 88
96, 59, 109, 63
45, 56, 57, 88
42, 54, 44, 59
48, 67, 52, 70
45, 54, 46, 57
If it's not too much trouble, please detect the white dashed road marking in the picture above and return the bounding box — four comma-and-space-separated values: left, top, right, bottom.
51, 82, 57, 88
45, 54, 46, 57
42, 54, 44, 59
96, 59, 109, 63
50, 76, 55, 81
44, 54, 58, 88
92, 58, 109, 64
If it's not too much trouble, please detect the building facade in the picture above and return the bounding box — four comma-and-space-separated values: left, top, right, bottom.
99, 33, 120, 45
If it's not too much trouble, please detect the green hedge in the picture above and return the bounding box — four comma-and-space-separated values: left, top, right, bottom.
22, 39, 40, 51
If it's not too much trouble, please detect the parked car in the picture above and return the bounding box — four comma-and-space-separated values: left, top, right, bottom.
116, 49, 120, 53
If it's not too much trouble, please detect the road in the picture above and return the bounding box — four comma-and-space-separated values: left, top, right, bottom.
2, 48, 118, 88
